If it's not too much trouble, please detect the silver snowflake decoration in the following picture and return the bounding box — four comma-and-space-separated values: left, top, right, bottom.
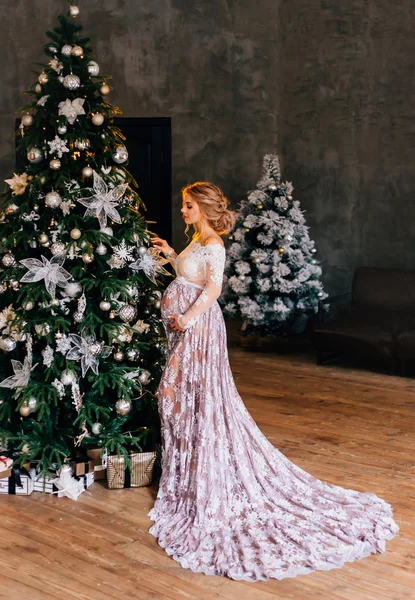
37, 95, 50, 107
66, 331, 112, 377
106, 255, 125, 269
42, 345, 54, 367
19, 254, 71, 300
56, 334, 72, 355
77, 170, 127, 229
48, 135, 70, 158
58, 97, 86, 125
64, 180, 81, 194
113, 240, 135, 263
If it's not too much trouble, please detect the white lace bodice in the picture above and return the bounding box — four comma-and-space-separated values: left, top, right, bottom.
169, 240, 226, 330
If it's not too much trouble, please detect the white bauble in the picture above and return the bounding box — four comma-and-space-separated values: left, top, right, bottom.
50, 242, 66, 256
23, 300, 34, 311
27, 147, 43, 164
92, 422, 102, 435
0, 337, 16, 352
111, 146, 129, 164
61, 44, 72, 56
99, 301, 111, 311
45, 191, 62, 208
50, 158, 61, 170
64, 282, 82, 297
115, 398, 131, 415
96, 243, 107, 255
138, 370, 151, 385
87, 60, 100, 76
114, 351, 124, 362
27, 396, 38, 412
82, 166, 93, 178
2, 253, 16, 268
38, 233, 49, 244
69, 5, 80, 17
100, 83, 111, 95
100, 227, 113, 237
57, 124, 67, 135
63, 74, 81, 90
61, 369, 76, 386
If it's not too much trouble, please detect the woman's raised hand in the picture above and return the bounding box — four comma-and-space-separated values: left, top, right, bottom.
151, 237, 172, 255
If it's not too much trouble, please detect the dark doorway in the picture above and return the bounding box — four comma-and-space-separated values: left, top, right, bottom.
113, 117, 172, 244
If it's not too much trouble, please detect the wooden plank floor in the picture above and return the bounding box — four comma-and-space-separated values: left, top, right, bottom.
1, 329, 414, 600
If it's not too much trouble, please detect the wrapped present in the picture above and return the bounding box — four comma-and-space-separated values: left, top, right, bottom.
0, 456, 13, 473
34, 472, 59, 494
107, 452, 156, 490
0, 466, 36, 495
86, 448, 107, 481
71, 456, 95, 476
76, 471, 94, 490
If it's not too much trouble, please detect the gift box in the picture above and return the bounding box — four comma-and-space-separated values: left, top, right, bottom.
34, 472, 59, 494
86, 448, 107, 481
76, 471, 94, 490
107, 452, 156, 490
0, 467, 36, 495
71, 456, 95, 476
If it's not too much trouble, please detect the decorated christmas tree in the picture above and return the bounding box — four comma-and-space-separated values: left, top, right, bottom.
221, 154, 327, 337
0, 5, 169, 474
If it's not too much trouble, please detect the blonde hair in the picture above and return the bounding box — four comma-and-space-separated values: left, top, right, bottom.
181, 181, 236, 237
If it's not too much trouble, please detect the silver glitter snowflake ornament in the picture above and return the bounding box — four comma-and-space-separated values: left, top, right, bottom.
48, 135, 70, 158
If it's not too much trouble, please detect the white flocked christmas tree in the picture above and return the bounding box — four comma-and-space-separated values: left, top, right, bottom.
221, 154, 327, 337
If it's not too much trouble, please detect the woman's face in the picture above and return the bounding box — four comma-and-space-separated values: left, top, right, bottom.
181, 193, 203, 225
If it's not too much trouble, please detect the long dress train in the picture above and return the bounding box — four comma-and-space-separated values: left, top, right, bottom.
148, 240, 399, 582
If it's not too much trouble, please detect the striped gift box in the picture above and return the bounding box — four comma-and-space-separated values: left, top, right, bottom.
107, 452, 156, 490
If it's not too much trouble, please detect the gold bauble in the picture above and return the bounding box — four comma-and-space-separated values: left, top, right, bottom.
256, 203, 263, 209
100, 83, 111, 95
82, 252, 94, 264
278, 248, 285, 253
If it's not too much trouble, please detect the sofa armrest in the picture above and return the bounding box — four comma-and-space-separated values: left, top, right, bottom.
317, 292, 352, 323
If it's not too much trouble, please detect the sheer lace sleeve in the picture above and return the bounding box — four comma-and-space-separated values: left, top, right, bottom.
178, 242, 226, 330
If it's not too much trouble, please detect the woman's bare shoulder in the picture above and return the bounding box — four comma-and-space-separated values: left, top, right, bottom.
203, 235, 225, 248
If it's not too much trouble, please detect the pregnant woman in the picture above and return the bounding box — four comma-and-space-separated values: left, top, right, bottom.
148, 181, 399, 582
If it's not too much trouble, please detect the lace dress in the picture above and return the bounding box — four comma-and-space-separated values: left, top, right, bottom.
148, 239, 399, 582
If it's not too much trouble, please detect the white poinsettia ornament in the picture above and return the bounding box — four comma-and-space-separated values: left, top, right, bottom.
19, 254, 72, 300
58, 97, 85, 124
66, 331, 112, 377
77, 170, 127, 229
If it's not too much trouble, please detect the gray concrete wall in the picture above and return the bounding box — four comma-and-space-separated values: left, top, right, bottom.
279, 0, 415, 293
0, 0, 413, 293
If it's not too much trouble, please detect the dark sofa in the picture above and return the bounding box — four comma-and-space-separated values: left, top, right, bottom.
311, 267, 415, 375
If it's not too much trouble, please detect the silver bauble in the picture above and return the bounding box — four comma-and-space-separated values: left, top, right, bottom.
70, 228, 82, 240
92, 422, 102, 435
318, 291, 324, 298
74, 138, 90, 150
73, 311, 84, 323
89, 344, 101, 358
69, 5, 80, 17
19, 403, 31, 417
87, 60, 100, 76
82, 166, 93, 178
71, 45, 83, 57
57, 124, 67, 135
82, 252, 94, 264
50, 158, 61, 170
99, 301, 111, 311
38, 72, 48, 84
126, 348, 139, 361
268, 184, 277, 191
311, 248, 317, 254
100, 227, 113, 237
91, 113, 104, 126
2, 253, 16, 267
115, 398, 131, 415
61, 44, 72, 56
118, 304, 137, 323
138, 370, 151, 385
27, 396, 38, 412
35, 323, 51, 336
35, 84, 42, 94
27, 147, 43, 163
96, 243, 107, 255
111, 146, 129, 164
50, 242, 66, 256
21, 114, 33, 126
138, 246, 147, 256
38, 233, 49, 244
61, 369, 76, 386
64, 282, 82, 297
45, 191, 62, 208
23, 300, 34, 310
63, 73, 81, 90
114, 351, 124, 362
0, 337, 16, 352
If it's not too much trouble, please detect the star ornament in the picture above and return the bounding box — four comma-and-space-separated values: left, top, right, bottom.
77, 170, 127, 229
58, 97, 85, 125
19, 254, 72, 300
5, 172, 30, 196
